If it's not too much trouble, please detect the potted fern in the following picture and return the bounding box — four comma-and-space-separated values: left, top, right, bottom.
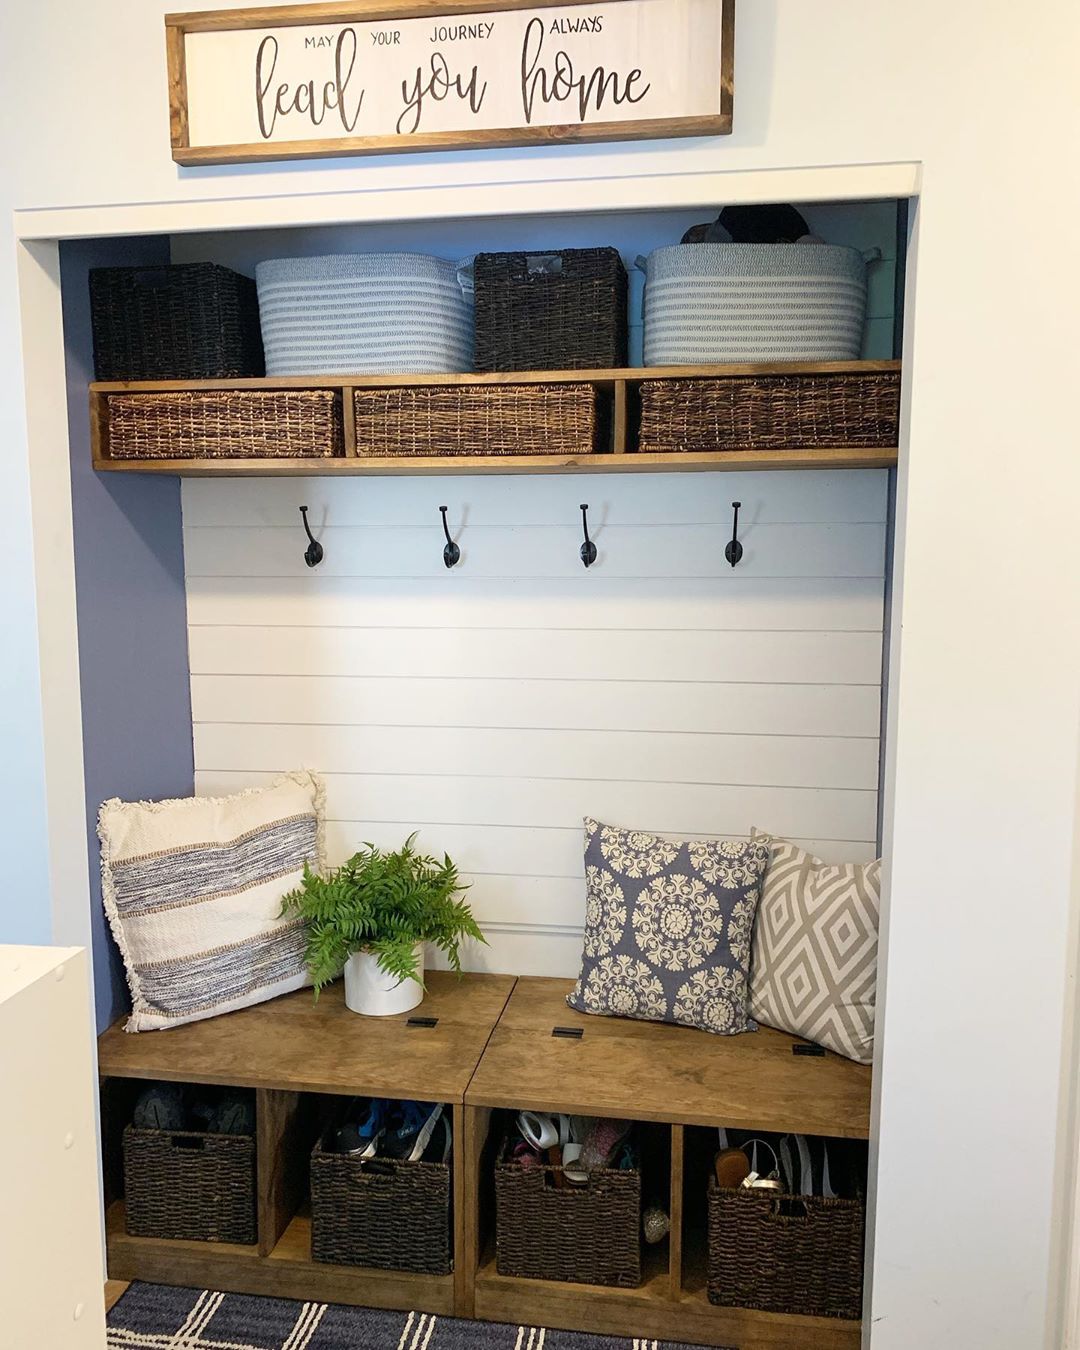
280, 834, 485, 1016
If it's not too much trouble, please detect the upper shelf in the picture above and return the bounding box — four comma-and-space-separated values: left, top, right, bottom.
90, 360, 901, 477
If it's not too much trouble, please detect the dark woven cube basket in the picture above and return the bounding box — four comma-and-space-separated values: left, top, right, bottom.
707, 1181, 865, 1320
474, 248, 628, 372
90, 263, 264, 381
105, 389, 343, 460
122, 1125, 256, 1245
310, 1140, 452, 1275
353, 383, 599, 457
495, 1155, 642, 1288
639, 371, 901, 452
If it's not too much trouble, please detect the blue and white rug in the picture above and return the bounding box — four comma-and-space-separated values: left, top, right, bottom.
107, 1283, 714, 1350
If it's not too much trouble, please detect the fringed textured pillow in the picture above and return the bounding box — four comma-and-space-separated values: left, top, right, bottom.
99, 771, 324, 1032
568, 817, 769, 1035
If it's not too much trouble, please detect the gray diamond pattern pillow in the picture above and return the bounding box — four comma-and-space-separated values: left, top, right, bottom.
568, 818, 769, 1035
750, 834, 881, 1063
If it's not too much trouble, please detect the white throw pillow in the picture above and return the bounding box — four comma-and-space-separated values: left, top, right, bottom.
99, 771, 323, 1032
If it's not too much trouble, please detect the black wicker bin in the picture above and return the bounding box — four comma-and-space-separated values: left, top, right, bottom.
707, 1180, 865, 1320
474, 248, 628, 372
122, 1124, 256, 1245
310, 1137, 452, 1275
90, 262, 264, 381
495, 1152, 642, 1288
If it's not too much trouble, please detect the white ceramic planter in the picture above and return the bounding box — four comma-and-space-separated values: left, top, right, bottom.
343, 945, 425, 1017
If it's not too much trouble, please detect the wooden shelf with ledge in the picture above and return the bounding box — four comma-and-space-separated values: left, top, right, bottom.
89, 360, 900, 476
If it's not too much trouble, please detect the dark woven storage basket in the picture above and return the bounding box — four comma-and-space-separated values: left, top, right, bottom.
707, 1181, 865, 1320
90, 263, 264, 381
310, 1140, 452, 1275
474, 248, 628, 372
122, 1124, 256, 1245
105, 389, 343, 460
639, 371, 901, 452
495, 1155, 641, 1288
353, 384, 599, 457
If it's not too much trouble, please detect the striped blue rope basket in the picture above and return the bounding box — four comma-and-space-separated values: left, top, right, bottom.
256, 253, 474, 376
642, 243, 872, 365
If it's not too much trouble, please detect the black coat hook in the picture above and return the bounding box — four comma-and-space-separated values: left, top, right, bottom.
299, 505, 323, 568
579, 503, 597, 568
440, 506, 461, 569
725, 500, 744, 568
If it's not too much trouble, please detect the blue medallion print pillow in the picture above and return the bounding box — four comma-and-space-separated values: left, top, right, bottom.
568, 818, 770, 1035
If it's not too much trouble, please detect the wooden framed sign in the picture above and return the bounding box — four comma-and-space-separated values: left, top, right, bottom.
165, 0, 734, 165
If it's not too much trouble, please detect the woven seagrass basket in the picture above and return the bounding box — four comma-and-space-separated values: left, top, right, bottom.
310, 1137, 452, 1275
707, 1180, 865, 1320
123, 1124, 256, 1245
474, 248, 628, 372
638, 371, 900, 453
90, 263, 264, 382
495, 1150, 641, 1288
104, 389, 344, 460
353, 383, 599, 458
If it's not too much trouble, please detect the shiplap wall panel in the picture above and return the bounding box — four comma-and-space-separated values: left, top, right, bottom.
312, 821, 879, 880
185, 467, 887, 976
192, 722, 878, 790
190, 675, 880, 737
189, 626, 882, 685
187, 575, 885, 632
184, 522, 886, 580
194, 769, 879, 848
182, 470, 888, 528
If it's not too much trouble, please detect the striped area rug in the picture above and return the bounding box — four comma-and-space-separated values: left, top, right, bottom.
106, 1283, 718, 1349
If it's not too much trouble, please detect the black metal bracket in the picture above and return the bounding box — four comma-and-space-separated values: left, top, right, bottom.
725, 500, 744, 568
579, 504, 597, 568
299, 505, 324, 568
552, 1025, 584, 1039
440, 506, 460, 569
407, 1016, 439, 1028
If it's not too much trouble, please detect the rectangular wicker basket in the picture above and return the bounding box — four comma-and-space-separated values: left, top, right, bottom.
638, 371, 901, 453
122, 1124, 256, 1245
104, 389, 344, 460
90, 263, 264, 382
707, 1181, 865, 1320
495, 1154, 642, 1288
310, 1139, 452, 1275
474, 248, 628, 372
353, 383, 599, 458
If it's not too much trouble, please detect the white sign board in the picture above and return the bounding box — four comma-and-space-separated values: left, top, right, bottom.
167, 0, 734, 165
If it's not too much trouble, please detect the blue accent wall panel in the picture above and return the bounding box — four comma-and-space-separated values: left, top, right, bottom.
60, 238, 195, 1032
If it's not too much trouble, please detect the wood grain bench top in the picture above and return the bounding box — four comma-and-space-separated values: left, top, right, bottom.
465, 976, 872, 1138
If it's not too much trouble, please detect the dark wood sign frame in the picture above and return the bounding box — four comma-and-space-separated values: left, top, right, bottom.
165, 0, 734, 166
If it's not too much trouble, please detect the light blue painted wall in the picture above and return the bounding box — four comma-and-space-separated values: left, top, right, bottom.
60, 239, 195, 1031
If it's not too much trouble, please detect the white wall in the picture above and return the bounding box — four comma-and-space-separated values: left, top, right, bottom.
185, 469, 887, 974
3, 4, 1080, 1350
0, 947, 106, 1350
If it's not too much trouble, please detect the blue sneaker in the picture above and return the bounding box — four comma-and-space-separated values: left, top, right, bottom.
335, 1098, 386, 1158
380, 1101, 444, 1162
